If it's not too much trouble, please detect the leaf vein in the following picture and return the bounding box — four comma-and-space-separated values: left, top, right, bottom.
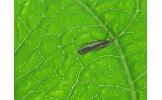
75, 0, 138, 100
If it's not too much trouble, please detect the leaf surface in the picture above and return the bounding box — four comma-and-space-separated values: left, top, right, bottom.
15, 0, 147, 99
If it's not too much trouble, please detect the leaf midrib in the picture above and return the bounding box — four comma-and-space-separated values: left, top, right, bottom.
75, 0, 137, 100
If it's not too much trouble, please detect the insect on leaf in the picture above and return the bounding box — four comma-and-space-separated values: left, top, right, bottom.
15, 0, 147, 100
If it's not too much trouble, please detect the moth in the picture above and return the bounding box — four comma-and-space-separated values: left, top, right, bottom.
78, 36, 118, 55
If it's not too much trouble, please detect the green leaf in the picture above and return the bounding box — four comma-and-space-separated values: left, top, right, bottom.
15, 0, 147, 100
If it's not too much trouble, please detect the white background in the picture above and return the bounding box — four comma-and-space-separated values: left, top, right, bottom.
0, 0, 162, 99
0, 0, 14, 99
147, 0, 162, 100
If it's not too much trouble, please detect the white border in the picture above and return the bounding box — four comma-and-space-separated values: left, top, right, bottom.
148, 0, 162, 100
0, 0, 14, 99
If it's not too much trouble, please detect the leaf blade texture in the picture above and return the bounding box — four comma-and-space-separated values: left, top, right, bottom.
15, 0, 147, 99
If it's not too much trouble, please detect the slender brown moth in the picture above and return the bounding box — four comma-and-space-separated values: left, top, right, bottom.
78, 35, 118, 55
